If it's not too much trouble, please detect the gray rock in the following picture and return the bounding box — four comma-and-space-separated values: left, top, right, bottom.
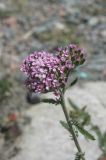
15, 73, 27, 83
10, 82, 106, 160
66, 14, 80, 24
17, 16, 29, 31
88, 17, 99, 27
33, 19, 62, 35
26, 92, 41, 104
100, 30, 106, 39
66, 9, 80, 24
0, 3, 6, 11
62, 0, 81, 5
29, 40, 44, 50
15, 43, 27, 53
3, 26, 14, 39
29, 16, 38, 26
0, 73, 5, 80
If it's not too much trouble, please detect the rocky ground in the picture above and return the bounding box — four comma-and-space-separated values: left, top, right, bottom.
0, 0, 106, 159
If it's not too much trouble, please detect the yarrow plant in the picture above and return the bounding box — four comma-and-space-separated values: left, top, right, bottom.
20, 43, 95, 160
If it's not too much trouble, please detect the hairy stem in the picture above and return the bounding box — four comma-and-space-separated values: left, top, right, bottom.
60, 94, 85, 160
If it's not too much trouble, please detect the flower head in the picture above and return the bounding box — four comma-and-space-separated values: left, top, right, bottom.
21, 51, 62, 94
20, 44, 86, 97
56, 43, 86, 70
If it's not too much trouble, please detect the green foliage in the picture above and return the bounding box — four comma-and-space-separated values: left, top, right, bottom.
75, 152, 85, 160
60, 119, 95, 140
65, 78, 78, 91
37, 24, 81, 48
71, 119, 95, 140
68, 98, 106, 158
69, 78, 78, 87
0, 10, 13, 19
12, 0, 27, 12
60, 120, 70, 132
68, 98, 95, 140
0, 79, 12, 103
41, 98, 60, 105
68, 99, 91, 126
92, 126, 106, 156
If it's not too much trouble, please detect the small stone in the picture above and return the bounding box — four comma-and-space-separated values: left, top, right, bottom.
98, 157, 106, 160
33, 19, 62, 35
0, 3, 6, 11
88, 17, 99, 27
26, 92, 41, 104
15, 43, 27, 53
15, 73, 27, 82
3, 26, 14, 39
54, 22, 65, 30
66, 9, 80, 24
59, 6, 66, 17
29, 16, 37, 26
0, 73, 5, 80
100, 30, 106, 38
17, 15, 29, 30
80, 15, 90, 24
29, 40, 44, 50
3, 17, 17, 28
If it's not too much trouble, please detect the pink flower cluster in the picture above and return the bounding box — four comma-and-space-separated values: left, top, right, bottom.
56, 44, 86, 69
20, 44, 86, 96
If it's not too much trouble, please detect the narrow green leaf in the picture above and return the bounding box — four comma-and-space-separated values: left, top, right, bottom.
72, 120, 95, 140
68, 98, 79, 110
60, 121, 70, 132
69, 78, 78, 87
92, 126, 103, 148
41, 98, 60, 105
77, 125, 95, 140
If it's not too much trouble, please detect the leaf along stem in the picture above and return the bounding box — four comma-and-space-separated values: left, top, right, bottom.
60, 93, 85, 160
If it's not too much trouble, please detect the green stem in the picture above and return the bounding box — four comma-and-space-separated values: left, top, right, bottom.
60, 94, 85, 160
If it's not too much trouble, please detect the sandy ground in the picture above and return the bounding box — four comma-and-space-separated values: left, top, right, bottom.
10, 81, 106, 160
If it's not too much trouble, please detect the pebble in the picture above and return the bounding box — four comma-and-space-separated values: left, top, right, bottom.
66, 14, 80, 24
66, 8, 80, 24
2, 26, 14, 39
3, 17, 17, 28
87, 56, 106, 72
29, 40, 44, 50
54, 22, 65, 30
88, 17, 99, 27
100, 30, 106, 38
0, 3, 6, 11
0, 73, 5, 80
17, 16, 29, 30
15, 43, 28, 53
15, 73, 27, 83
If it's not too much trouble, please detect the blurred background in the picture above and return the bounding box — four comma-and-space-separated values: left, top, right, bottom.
0, 0, 106, 160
